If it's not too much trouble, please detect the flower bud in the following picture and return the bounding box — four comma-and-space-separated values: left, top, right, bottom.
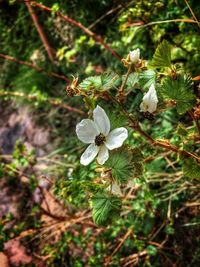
140, 84, 158, 113
129, 48, 140, 64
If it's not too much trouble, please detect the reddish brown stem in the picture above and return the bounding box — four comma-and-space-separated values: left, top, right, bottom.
0, 53, 69, 82
29, 1, 122, 61
25, 0, 56, 63
136, 125, 200, 162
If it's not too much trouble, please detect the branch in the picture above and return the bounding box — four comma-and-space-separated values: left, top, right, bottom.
135, 18, 198, 28
117, 101, 200, 163
28, 1, 122, 61
184, 0, 200, 29
0, 90, 85, 115
0, 53, 69, 82
25, 0, 56, 63
135, 123, 200, 163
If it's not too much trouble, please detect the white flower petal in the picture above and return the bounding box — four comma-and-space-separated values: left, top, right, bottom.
93, 105, 110, 135
97, 145, 109, 165
80, 144, 99, 166
140, 84, 158, 113
105, 127, 128, 150
129, 48, 140, 63
76, 119, 100, 144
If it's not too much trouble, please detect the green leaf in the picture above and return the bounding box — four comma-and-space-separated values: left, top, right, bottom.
100, 72, 118, 91
107, 111, 127, 130
79, 72, 117, 91
104, 147, 144, 184
183, 158, 200, 179
160, 74, 195, 114
149, 40, 171, 68
126, 72, 139, 89
91, 192, 122, 226
139, 70, 156, 89
104, 148, 135, 184
79, 76, 101, 90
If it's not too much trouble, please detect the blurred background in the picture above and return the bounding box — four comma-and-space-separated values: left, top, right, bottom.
0, 0, 200, 266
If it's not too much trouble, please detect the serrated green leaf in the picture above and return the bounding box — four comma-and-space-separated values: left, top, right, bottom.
107, 111, 127, 130
79, 76, 101, 90
79, 72, 117, 91
139, 70, 156, 89
183, 158, 200, 179
104, 148, 134, 184
100, 72, 118, 91
126, 72, 139, 89
149, 40, 171, 68
160, 74, 195, 114
91, 192, 121, 226
104, 147, 144, 184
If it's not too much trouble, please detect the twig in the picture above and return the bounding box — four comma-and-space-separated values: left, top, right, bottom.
105, 229, 132, 266
0, 53, 69, 82
28, 1, 121, 61
184, 0, 200, 29
135, 18, 198, 28
25, 0, 56, 63
135, 123, 200, 163
88, 5, 122, 29
117, 64, 133, 101
0, 90, 85, 115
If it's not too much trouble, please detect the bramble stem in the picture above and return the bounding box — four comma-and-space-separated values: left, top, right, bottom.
0, 53, 69, 82
0, 90, 85, 115
117, 64, 133, 102
28, 1, 122, 61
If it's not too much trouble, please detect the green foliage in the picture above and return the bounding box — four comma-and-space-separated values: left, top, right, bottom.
161, 74, 195, 114
146, 245, 157, 256
126, 72, 139, 89
149, 40, 171, 69
183, 158, 200, 179
139, 70, 156, 89
177, 123, 188, 138
104, 147, 143, 184
91, 192, 122, 226
104, 148, 134, 184
79, 72, 117, 91
1, 1, 200, 266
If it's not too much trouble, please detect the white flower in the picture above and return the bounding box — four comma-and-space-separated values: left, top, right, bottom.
76, 106, 128, 166
140, 84, 158, 113
129, 48, 140, 63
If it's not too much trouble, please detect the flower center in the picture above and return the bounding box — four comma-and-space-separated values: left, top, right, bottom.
95, 133, 106, 146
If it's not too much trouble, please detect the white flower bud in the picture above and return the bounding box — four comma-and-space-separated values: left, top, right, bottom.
140, 84, 158, 113
129, 48, 140, 63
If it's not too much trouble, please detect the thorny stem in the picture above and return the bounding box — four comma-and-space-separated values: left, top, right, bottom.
137, 18, 198, 28
25, 0, 56, 63
184, 0, 200, 29
129, 115, 200, 163
28, 1, 122, 61
117, 64, 133, 101
112, 98, 200, 163
0, 53, 69, 82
